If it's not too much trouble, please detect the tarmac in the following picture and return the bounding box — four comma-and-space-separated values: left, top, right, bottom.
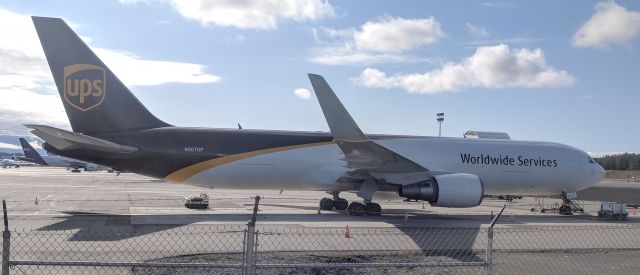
0, 166, 639, 230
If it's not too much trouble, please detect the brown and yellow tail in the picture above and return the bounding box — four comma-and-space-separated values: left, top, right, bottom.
32, 16, 169, 135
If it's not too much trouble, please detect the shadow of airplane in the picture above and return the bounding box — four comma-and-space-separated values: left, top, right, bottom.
35, 207, 638, 240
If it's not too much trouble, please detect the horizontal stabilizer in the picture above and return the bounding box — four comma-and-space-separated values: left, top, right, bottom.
26, 125, 137, 153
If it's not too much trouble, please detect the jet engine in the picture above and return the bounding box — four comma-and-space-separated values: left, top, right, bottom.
398, 173, 484, 208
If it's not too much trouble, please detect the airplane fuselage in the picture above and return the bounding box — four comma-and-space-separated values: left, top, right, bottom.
44, 126, 603, 197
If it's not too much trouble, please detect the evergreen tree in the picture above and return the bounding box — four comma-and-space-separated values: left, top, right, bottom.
595, 153, 640, 170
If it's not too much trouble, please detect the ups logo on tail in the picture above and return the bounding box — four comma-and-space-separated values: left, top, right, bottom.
63, 64, 106, 112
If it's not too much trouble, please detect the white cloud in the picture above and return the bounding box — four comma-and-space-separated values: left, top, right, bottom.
121, 0, 335, 29
0, 142, 21, 150
225, 34, 245, 43
310, 16, 445, 65
353, 44, 575, 94
94, 49, 220, 86
465, 23, 489, 38
579, 95, 593, 100
0, 8, 220, 86
0, 86, 70, 135
479, 2, 515, 8
354, 16, 445, 52
293, 88, 311, 100
0, 9, 47, 58
0, 7, 221, 135
573, 1, 640, 48
309, 46, 410, 65
465, 37, 548, 46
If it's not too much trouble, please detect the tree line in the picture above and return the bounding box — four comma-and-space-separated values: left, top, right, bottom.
594, 153, 640, 170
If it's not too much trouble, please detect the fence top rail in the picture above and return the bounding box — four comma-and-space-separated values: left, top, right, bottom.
6, 223, 640, 235
9, 225, 247, 235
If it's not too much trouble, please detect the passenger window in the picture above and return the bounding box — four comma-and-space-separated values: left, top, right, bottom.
588, 157, 595, 164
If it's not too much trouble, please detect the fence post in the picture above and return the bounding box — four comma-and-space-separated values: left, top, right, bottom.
2, 200, 10, 275
243, 196, 260, 275
243, 227, 255, 275
485, 227, 493, 275
485, 205, 506, 275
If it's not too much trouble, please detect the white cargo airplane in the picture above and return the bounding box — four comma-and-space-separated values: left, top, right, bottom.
27, 16, 605, 216
1, 158, 20, 168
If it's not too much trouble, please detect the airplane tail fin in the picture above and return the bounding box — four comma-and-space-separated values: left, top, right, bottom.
19, 138, 47, 165
32, 16, 170, 135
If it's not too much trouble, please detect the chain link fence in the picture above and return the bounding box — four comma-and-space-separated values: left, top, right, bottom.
4, 226, 247, 274
491, 225, 640, 274
3, 224, 640, 274
3, 198, 640, 275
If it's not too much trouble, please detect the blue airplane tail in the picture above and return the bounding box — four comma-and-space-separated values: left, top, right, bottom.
19, 138, 47, 165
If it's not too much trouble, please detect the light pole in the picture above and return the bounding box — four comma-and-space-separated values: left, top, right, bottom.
437, 113, 444, 137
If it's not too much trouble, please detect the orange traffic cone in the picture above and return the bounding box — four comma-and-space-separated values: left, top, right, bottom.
344, 224, 351, 238
404, 212, 409, 221
34, 196, 38, 205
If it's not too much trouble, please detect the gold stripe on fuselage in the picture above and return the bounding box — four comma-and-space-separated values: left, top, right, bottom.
164, 141, 335, 182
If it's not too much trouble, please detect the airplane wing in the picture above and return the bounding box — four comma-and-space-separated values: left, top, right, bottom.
55, 156, 83, 167
25, 125, 137, 154
307, 74, 432, 186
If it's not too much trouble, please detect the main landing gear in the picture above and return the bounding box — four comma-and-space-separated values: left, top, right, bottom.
319, 197, 348, 211
319, 194, 381, 216
347, 201, 381, 216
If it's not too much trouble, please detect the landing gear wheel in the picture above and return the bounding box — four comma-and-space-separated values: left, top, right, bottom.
365, 203, 382, 216
334, 198, 349, 211
347, 202, 365, 216
319, 198, 335, 210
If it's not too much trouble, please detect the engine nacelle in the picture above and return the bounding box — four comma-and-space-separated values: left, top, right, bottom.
398, 173, 484, 208
432, 173, 484, 207
84, 163, 98, 171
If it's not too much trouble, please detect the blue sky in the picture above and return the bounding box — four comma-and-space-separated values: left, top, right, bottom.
0, 0, 638, 155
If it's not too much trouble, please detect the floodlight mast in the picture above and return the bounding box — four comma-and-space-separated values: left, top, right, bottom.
437, 113, 444, 137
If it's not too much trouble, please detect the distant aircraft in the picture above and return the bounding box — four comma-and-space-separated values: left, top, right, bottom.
27, 16, 604, 215
1, 158, 20, 168
18, 138, 101, 172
